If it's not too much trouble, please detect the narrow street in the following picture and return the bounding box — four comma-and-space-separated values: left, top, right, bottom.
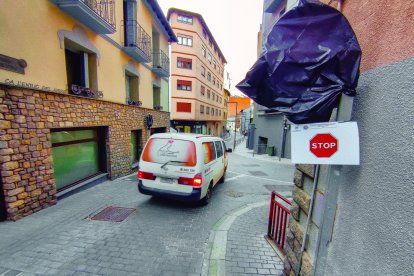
0, 141, 295, 276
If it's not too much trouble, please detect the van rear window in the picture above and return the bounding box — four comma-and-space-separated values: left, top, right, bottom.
142, 138, 197, 166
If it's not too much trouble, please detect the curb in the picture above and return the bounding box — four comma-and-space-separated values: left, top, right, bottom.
202, 201, 268, 276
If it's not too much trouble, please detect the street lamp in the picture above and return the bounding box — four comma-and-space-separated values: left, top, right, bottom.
228, 101, 238, 150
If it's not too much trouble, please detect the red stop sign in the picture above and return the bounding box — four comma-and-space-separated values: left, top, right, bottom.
310, 134, 338, 158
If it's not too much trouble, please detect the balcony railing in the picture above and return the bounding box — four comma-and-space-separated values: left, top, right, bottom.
152, 50, 170, 78
123, 20, 152, 63
50, 0, 116, 34
154, 105, 163, 111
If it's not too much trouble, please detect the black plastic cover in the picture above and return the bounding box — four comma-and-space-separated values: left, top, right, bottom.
236, 0, 361, 124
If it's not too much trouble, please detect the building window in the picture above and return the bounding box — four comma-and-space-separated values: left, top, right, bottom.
177, 80, 192, 91
206, 106, 210, 115
125, 72, 139, 103
213, 60, 217, 69
216, 95, 219, 102
178, 14, 193, 24
65, 48, 98, 94
51, 128, 106, 191
202, 29, 207, 39
212, 77, 216, 86
177, 57, 192, 69
219, 97, 222, 103
201, 85, 205, 96
202, 46, 206, 57
212, 93, 215, 101
219, 110, 221, 116
209, 40, 212, 48
207, 53, 212, 64
177, 35, 193, 46
207, 72, 211, 82
177, 102, 192, 112
200, 105, 204, 114
201, 66, 206, 77
207, 89, 211, 99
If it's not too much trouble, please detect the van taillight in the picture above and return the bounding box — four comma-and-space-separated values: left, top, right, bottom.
138, 170, 156, 180
178, 173, 203, 187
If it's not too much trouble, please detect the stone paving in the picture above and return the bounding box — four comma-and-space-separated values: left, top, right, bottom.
225, 206, 284, 276
0, 147, 294, 276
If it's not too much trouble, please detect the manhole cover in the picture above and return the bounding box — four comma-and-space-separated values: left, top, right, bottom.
248, 171, 268, 176
242, 164, 260, 167
225, 191, 244, 198
89, 206, 136, 222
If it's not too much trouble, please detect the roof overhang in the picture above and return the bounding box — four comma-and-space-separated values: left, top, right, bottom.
144, 0, 178, 42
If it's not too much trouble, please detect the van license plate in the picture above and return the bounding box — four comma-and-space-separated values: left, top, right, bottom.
160, 177, 174, 184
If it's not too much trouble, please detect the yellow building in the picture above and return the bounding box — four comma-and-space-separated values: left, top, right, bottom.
0, 0, 176, 221
167, 8, 227, 136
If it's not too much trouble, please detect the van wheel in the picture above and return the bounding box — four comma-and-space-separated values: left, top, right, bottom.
219, 172, 226, 183
201, 183, 213, 205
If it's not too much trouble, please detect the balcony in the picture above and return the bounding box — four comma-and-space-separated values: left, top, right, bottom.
152, 50, 170, 78
123, 21, 152, 63
50, 0, 116, 34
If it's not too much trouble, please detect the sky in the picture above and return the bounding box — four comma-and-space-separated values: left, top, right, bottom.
157, 0, 264, 96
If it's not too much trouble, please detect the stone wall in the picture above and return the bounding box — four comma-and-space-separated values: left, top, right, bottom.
283, 164, 316, 276
0, 86, 169, 220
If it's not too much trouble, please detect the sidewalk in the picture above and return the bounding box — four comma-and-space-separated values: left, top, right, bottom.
205, 202, 285, 276
230, 139, 292, 165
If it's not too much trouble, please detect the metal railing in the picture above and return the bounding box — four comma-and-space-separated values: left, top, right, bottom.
267, 191, 292, 252
84, 0, 116, 28
124, 20, 152, 61
152, 50, 170, 73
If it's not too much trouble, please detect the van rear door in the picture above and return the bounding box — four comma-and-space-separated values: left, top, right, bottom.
141, 137, 198, 181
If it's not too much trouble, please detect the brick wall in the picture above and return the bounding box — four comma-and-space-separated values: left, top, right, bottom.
0, 86, 169, 220
283, 164, 316, 276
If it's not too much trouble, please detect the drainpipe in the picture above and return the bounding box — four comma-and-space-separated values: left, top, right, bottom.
295, 164, 320, 276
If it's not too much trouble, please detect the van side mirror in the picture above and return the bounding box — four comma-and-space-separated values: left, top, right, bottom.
226, 148, 233, 153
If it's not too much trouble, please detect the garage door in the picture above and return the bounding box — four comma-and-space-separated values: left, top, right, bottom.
51, 129, 101, 191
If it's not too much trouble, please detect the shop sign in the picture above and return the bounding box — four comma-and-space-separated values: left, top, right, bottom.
291, 121, 360, 165
0, 54, 27, 74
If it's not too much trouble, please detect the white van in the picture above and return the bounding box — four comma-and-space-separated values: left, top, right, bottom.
138, 133, 231, 204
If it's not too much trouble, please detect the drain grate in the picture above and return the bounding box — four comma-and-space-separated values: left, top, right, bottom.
248, 171, 268, 176
89, 206, 136, 222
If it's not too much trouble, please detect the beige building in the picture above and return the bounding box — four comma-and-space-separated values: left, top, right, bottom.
167, 9, 227, 136
0, 0, 176, 220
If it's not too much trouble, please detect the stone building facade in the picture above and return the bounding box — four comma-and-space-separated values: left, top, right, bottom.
283, 164, 316, 276
0, 87, 169, 221
0, 0, 176, 221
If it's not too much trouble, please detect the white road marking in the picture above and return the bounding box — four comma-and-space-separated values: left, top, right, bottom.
227, 170, 293, 184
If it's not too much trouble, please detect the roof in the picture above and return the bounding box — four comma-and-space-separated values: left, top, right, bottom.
144, 0, 178, 42
167, 8, 227, 63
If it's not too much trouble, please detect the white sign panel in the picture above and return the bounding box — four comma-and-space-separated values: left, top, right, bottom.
291, 121, 360, 165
